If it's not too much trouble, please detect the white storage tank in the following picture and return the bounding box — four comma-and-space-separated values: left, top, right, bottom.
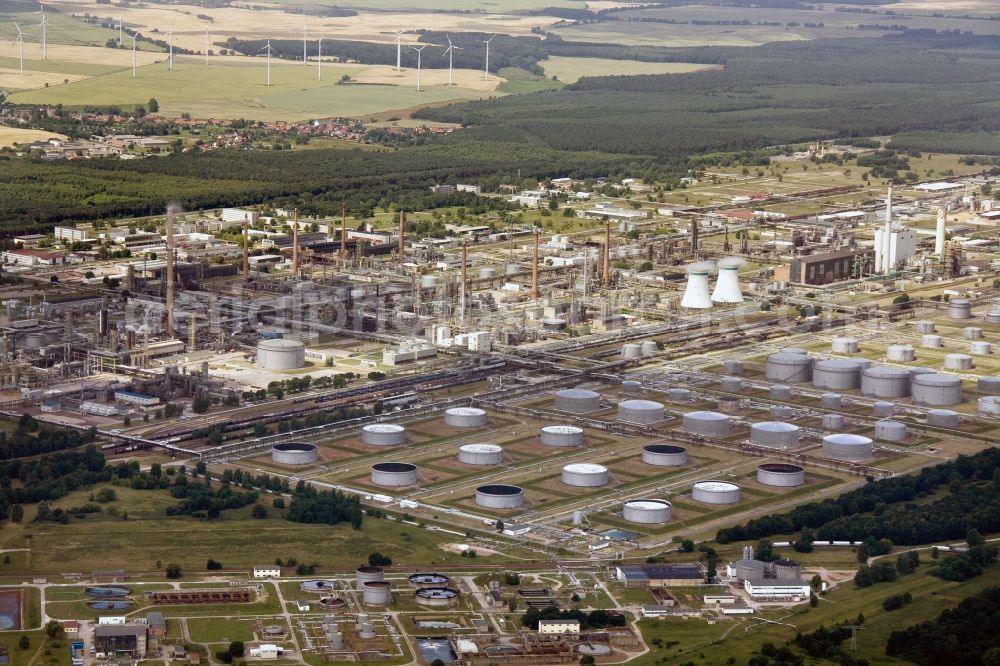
765, 352, 813, 383
963, 326, 983, 340
769, 405, 793, 421
927, 409, 960, 428
622, 499, 671, 524
642, 444, 688, 466
458, 444, 504, 466
621, 380, 642, 394
618, 399, 665, 424
272, 442, 319, 465
948, 299, 973, 320
682, 411, 731, 436
475, 484, 524, 509
371, 462, 417, 487
980, 396, 1000, 416
944, 353, 973, 371
750, 422, 800, 449
668, 388, 692, 402
862, 366, 911, 398
822, 433, 873, 460
812, 359, 863, 390
361, 424, 407, 446
445, 407, 487, 427
622, 343, 643, 359
971, 341, 992, 355
641, 340, 657, 356
720, 376, 743, 392
911, 373, 962, 406
692, 480, 741, 504
822, 414, 845, 429
561, 463, 609, 487
757, 463, 805, 487
979, 377, 1000, 395
723, 360, 744, 375
874, 420, 907, 442
770, 385, 792, 401
478, 267, 496, 279
832, 337, 859, 353
886, 345, 916, 362
873, 401, 896, 417
554, 388, 602, 413
986, 310, 1000, 325
820, 393, 843, 410
915, 320, 936, 334
257, 338, 306, 370
922, 334, 943, 349
362, 581, 392, 606
540, 425, 585, 447
356, 566, 384, 590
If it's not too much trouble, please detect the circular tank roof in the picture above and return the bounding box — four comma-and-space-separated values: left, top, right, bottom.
477, 484, 523, 495
824, 434, 873, 445
768, 352, 811, 363
864, 366, 910, 378
687, 411, 729, 421
371, 462, 416, 473
416, 587, 458, 598
815, 359, 861, 370
624, 500, 670, 509
557, 389, 600, 398
459, 444, 502, 454
409, 573, 449, 584
446, 407, 486, 416
620, 399, 664, 410
759, 463, 804, 473
753, 421, 799, 432
363, 424, 405, 433
356, 566, 383, 573
913, 373, 961, 386
542, 425, 584, 434
643, 444, 686, 454
258, 338, 305, 350
693, 480, 739, 492
273, 442, 317, 452
563, 463, 608, 474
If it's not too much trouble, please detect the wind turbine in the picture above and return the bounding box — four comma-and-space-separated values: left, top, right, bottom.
13, 23, 25, 75
202, 23, 210, 64
412, 44, 426, 92
167, 21, 173, 71
37, 4, 48, 60
316, 35, 323, 81
482, 33, 496, 81
393, 28, 403, 76
259, 37, 274, 86
443, 35, 462, 86
131, 30, 139, 78
300, 20, 307, 65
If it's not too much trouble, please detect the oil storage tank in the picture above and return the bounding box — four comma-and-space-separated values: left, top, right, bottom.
444, 407, 487, 428
475, 484, 524, 509
622, 499, 671, 524
621, 343, 643, 359
554, 389, 601, 413
408, 573, 450, 590
927, 409, 960, 428
873, 401, 896, 417
822, 434, 873, 460
720, 376, 743, 392
458, 444, 504, 466
361, 424, 407, 446
618, 399, 665, 424
621, 380, 642, 395
765, 352, 813, 383
683, 411, 731, 436
272, 442, 319, 465
362, 581, 392, 606
750, 422, 800, 449
922, 335, 943, 348
723, 360, 744, 375
770, 385, 792, 401
949, 299, 973, 320
757, 463, 805, 487
692, 480, 741, 504
356, 566, 384, 590
980, 396, 1000, 416
820, 393, 843, 410
972, 341, 992, 355
415, 588, 459, 608
540, 425, 585, 447
257, 338, 306, 369
668, 388, 692, 402
822, 414, 844, 429
979, 377, 1000, 395
964, 327, 984, 340
861, 366, 911, 398
642, 444, 688, 466
915, 320, 936, 334
944, 353, 973, 371
887, 345, 916, 362
813, 359, 862, 390
832, 337, 859, 353
562, 463, 609, 487
911, 373, 962, 406
875, 420, 907, 442
371, 462, 417, 487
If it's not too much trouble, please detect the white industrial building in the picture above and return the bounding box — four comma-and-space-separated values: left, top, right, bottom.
874, 185, 918, 273
54, 226, 90, 242
538, 620, 580, 635
742, 579, 810, 599
253, 565, 281, 578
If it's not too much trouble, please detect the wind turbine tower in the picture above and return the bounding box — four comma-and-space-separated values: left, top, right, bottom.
317, 36, 323, 80
393, 29, 404, 76
260, 38, 274, 86
203, 23, 210, 64
38, 5, 48, 60
301, 20, 308, 65
167, 22, 174, 71
443, 35, 462, 86
131, 31, 139, 78
412, 44, 426, 91
13, 24, 25, 76
482, 33, 495, 80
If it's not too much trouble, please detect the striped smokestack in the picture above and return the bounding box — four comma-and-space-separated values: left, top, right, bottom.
531, 231, 539, 300
603, 220, 610, 287
166, 208, 175, 337
291, 208, 300, 275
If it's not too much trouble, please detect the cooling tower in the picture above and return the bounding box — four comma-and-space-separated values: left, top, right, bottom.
681, 262, 713, 309
711, 257, 744, 304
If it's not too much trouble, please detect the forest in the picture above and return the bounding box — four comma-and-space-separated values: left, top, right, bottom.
885, 586, 1000, 666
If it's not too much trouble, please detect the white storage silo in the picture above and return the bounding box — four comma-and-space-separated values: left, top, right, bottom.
692, 480, 741, 504
911, 373, 962, 406
458, 444, 504, 466
765, 352, 813, 383
554, 388, 602, 413
682, 411, 731, 436
822, 433, 873, 460
562, 463, 609, 488
618, 399, 665, 424
750, 422, 800, 449
257, 338, 306, 370
948, 299, 972, 320
540, 425, 585, 447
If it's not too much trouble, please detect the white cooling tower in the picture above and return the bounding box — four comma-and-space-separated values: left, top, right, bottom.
711, 258, 744, 304
935, 207, 946, 258
681, 263, 713, 309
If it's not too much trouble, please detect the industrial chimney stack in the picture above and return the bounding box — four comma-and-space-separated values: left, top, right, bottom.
242, 215, 249, 282
340, 203, 347, 260
603, 221, 611, 288
935, 207, 946, 258
291, 208, 300, 275
399, 211, 406, 263
460, 241, 467, 325
166, 209, 175, 337
531, 232, 540, 300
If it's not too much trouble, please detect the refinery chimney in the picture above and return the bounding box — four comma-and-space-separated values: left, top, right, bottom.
399, 211, 406, 263
340, 203, 347, 260
531, 231, 540, 299
460, 241, 467, 325
602, 220, 610, 288
876, 184, 893, 274
166, 208, 175, 337
935, 207, 946, 258
242, 214, 249, 282
681, 261, 713, 309
690, 219, 699, 252
291, 208, 300, 275
711, 257, 744, 304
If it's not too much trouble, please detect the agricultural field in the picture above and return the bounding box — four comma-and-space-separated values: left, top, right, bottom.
0, 126, 66, 147
540, 56, 715, 84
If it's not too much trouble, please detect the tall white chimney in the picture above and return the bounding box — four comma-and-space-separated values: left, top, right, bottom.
935, 207, 946, 258
712, 258, 744, 304
880, 184, 893, 274
681, 263, 713, 309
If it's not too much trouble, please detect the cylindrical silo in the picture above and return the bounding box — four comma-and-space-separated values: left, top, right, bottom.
822, 413, 844, 429
911, 373, 962, 406
720, 376, 743, 392
622, 499, 671, 524
886, 345, 916, 362
927, 409, 960, 428
915, 320, 936, 334
642, 444, 688, 466
832, 337, 859, 353
980, 396, 1000, 415
362, 581, 392, 606
972, 341, 992, 356
949, 299, 973, 320
356, 566, 384, 590
668, 388, 691, 402
561, 463, 609, 488
944, 354, 973, 371
757, 463, 805, 487
641, 340, 657, 356
812, 359, 862, 390
361, 424, 407, 446
618, 399, 665, 424
820, 393, 843, 410
979, 377, 1000, 395
862, 366, 911, 398
723, 360, 744, 375
765, 352, 813, 383
554, 389, 601, 413
256, 338, 306, 370
773, 559, 802, 580
769, 405, 793, 421
458, 444, 504, 466
874, 420, 907, 442
770, 384, 792, 401
692, 480, 740, 504
873, 401, 896, 417
783, 347, 807, 355
922, 334, 943, 349
621, 380, 642, 394
445, 407, 487, 427
986, 310, 1000, 325
731, 559, 766, 581
682, 411, 731, 436
271, 442, 319, 465
622, 343, 642, 359
540, 425, 585, 447
963, 327, 983, 339
750, 422, 800, 449
822, 433, 873, 460
475, 484, 524, 509
371, 462, 417, 487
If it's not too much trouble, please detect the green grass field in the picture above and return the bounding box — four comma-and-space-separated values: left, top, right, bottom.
541, 56, 715, 84
262, 0, 583, 11
495, 67, 563, 94
10, 57, 495, 120
0, 9, 123, 48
